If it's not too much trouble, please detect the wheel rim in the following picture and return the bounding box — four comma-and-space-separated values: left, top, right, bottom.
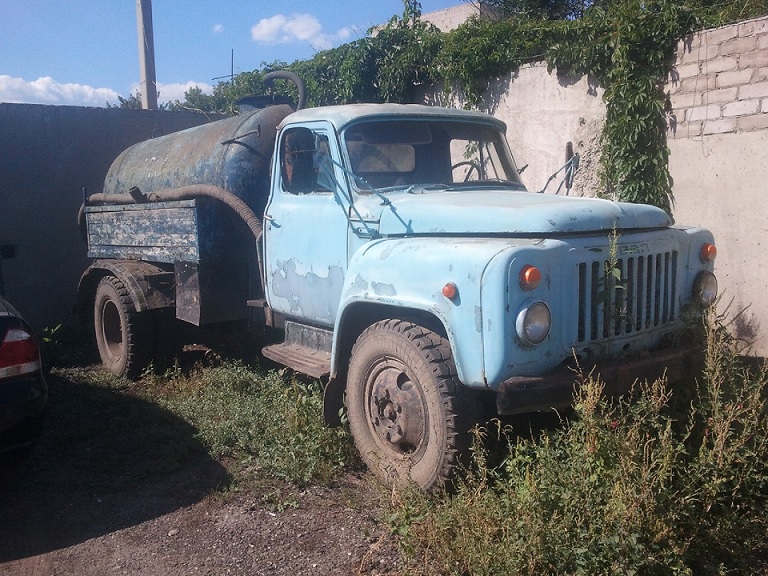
100, 299, 124, 362
365, 359, 428, 458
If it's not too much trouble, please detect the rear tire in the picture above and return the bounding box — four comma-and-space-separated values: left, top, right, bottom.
94, 276, 152, 378
346, 319, 466, 489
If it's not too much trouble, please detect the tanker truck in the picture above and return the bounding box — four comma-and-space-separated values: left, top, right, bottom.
77, 71, 717, 488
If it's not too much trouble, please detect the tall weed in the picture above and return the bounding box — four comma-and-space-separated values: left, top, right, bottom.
391, 311, 768, 575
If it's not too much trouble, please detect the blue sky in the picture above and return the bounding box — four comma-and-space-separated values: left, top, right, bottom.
0, 0, 465, 107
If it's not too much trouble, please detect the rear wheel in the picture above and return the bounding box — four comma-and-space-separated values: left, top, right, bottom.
346, 319, 465, 489
94, 276, 152, 378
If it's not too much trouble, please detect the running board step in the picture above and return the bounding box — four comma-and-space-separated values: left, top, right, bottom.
261, 321, 332, 379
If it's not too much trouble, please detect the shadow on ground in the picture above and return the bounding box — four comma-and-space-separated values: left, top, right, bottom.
0, 370, 230, 562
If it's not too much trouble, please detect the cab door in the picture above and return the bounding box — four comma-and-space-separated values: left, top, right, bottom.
263, 124, 351, 327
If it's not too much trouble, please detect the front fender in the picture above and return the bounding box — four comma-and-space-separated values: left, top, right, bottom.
332, 237, 513, 388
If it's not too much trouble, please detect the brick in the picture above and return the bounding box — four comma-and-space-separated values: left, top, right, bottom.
740, 81, 768, 99
677, 35, 698, 56
723, 99, 760, 117
705, 24, 739, 45
702, 56, 739, 74
760, 34, 768, 50
764, 97, 768, 111
738, 19, 768, 37
678, 42, 718, 64
757, 67, 768, 82
740, 50, 768, 69
679, 74, 716, 93
716, 69, 754, 88
701, 87, 739, 104
687, 104, 721, 122
671, 62, 701, 81
670, 92, 700, 110
720, 37, 758, 56
739, 113, 768, 131
702, 118, 738, 135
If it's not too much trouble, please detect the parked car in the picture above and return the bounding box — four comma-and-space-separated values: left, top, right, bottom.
0, 296, 47, 458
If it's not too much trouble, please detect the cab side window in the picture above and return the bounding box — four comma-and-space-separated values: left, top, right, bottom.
280, 128, 335, 194
280, 128, 316, 194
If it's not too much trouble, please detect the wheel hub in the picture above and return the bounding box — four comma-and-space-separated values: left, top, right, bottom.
368, 366, 425, 455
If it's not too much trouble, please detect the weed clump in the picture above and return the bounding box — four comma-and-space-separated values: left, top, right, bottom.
389, 311, 768, 575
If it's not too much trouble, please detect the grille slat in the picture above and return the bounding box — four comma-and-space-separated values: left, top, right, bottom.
576, 250, 678, 344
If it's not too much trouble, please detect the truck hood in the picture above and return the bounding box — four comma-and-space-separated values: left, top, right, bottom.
372, 188, 672, 235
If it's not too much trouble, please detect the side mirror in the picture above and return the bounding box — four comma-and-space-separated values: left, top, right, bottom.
564, 142, 578, 191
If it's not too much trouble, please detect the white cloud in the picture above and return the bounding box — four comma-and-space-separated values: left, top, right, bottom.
0, 75, 119, 107
251, 13, 353, 51
0, 75, 214, 108
212, 23, 224, 33
155, 81, 213, 104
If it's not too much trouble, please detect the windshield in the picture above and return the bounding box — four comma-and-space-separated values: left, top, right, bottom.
342, 119, 525, 192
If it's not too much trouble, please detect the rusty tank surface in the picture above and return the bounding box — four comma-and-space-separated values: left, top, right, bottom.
102, 103, 292, 218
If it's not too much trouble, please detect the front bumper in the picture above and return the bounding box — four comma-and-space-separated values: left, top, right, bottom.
496, 343, 701, 415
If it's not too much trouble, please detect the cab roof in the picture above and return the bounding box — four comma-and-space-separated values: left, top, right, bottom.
278, 103, 507, 133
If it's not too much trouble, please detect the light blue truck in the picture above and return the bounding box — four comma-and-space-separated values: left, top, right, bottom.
78, 73, 717, 488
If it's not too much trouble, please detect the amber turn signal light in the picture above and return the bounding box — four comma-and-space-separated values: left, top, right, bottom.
519, 265, 541, 290
442, 282, 458, 300
700, 243, 717, 263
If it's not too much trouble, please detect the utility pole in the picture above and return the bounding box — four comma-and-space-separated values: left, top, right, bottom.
136, 0, 158, 110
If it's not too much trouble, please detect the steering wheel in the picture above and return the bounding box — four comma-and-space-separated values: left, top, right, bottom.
451, 160, 481, 182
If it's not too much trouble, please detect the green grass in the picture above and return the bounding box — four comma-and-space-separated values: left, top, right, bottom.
142, 361, 360, 486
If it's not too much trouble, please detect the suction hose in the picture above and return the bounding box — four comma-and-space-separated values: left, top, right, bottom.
79, 184, 263, 241
262, 70, 306, 111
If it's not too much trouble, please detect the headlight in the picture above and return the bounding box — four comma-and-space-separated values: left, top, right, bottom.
693, 271, 718, 307
516, 301, 551, 346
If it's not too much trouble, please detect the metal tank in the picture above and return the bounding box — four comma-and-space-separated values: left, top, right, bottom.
84, 102, 296, 326
101, 103, 292, 219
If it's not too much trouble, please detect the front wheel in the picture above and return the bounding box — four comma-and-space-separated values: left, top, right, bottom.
346, 319, 465, 489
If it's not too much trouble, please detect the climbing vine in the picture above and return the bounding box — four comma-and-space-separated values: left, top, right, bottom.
547, 1, 700, 212
171, 0, 767, 212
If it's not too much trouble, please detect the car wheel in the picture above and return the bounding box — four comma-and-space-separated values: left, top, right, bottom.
94, 276, 152, 378
346, 319, 465, 489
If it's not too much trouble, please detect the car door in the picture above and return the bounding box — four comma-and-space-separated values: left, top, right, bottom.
263, 124, 351, 327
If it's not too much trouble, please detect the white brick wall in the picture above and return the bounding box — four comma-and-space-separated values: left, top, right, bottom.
668, 16, 768, 137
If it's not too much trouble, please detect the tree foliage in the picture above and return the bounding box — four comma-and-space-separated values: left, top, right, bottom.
483, 0, 604, 20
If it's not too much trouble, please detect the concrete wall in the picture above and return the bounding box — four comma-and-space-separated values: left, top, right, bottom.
0, 104, 220, 331
667, 16, 768, 355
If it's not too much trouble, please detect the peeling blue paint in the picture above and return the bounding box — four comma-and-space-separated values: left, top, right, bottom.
270, 259, 345, 322
352, 274, 369, 291
372, 281, 397, 297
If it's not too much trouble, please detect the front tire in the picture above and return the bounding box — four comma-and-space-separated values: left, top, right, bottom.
94, 276, 152, 378
346, 319, 465, 489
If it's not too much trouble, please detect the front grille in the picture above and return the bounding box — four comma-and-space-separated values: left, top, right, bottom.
577, 251, 678, 344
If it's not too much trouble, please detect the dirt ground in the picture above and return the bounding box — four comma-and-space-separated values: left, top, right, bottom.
0, 370, 404, 576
